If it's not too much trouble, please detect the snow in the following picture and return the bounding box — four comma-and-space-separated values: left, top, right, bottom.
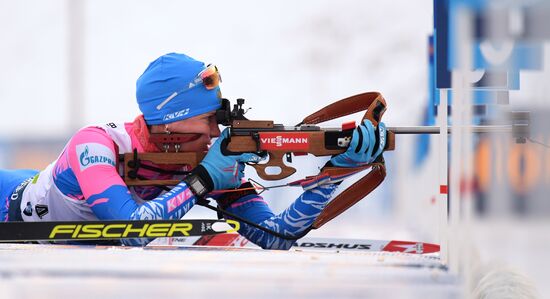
0, 244, 459, 299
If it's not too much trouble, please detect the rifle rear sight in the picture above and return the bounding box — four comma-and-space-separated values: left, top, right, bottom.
216, 98, 249, 126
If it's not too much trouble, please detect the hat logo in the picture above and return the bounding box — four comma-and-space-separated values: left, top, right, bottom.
163, 108, 190, 121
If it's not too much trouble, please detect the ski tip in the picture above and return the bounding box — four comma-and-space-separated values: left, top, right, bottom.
382, 240, 440, 254
212, 220, 240, 233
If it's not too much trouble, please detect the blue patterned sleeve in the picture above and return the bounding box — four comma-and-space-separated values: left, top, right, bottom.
224, 184, 338, 250
86, 182, 198, 246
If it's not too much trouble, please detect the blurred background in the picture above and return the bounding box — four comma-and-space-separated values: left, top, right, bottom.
1, 0, 549, 297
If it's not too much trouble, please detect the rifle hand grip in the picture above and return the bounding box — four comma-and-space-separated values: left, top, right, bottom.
363, 94, 395, 152
363, 95, 387, 126
251, 152, 296, 180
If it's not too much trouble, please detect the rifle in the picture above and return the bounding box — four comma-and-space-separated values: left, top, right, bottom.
121, 91, 395, 229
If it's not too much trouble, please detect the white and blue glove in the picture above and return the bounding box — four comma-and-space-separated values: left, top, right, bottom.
184, 128, 264, 197
202, 128, 264, 190
329, 120, 386, 168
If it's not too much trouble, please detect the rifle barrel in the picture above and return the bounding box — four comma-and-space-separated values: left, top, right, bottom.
387, 125, 514, 134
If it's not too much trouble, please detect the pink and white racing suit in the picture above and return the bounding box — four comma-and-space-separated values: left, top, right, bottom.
13, 116, 337, 248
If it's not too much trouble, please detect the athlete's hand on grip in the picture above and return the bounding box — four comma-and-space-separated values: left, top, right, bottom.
188, 128, 264, 194
329, 119, 386, 167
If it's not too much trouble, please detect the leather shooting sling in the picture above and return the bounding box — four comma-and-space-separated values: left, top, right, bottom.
298, 92, 394, 229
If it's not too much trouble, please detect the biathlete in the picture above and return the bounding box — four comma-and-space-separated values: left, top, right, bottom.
0, 53, 386, 248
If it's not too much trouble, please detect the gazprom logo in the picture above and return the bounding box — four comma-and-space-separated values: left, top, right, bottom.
76, 143, 116, 171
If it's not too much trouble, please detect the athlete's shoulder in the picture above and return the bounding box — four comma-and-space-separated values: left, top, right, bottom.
63, 126, 117, 169
70, 126, 115, 148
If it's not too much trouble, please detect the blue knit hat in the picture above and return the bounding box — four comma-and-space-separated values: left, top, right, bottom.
136, 53, 222, 125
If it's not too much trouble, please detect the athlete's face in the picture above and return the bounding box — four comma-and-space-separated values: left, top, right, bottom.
166, 112, 221, 152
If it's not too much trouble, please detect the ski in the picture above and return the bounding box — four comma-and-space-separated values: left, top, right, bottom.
0, 219, 239, 242
294, 238, 440, 254
0, 219, 440, 254
154, 233, 440, 254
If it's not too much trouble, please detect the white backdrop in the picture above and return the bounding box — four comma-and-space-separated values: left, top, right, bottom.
0, 0, 432, 138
